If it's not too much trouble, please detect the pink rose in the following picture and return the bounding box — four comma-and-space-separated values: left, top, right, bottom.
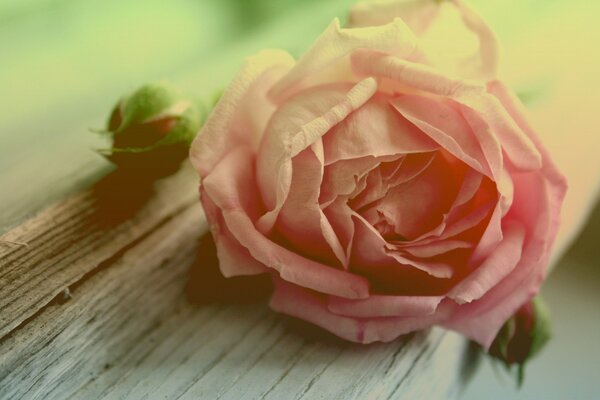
190, 0, 566, 348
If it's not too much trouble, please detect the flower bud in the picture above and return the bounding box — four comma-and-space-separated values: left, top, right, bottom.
100, 82, 204, 177
489, 296, 551, 385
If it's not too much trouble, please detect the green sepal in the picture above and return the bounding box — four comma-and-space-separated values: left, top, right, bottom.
495, 317, 516, 362
114, 82, 181, 134
528, 296, 551, 360
486, 295, 552, 388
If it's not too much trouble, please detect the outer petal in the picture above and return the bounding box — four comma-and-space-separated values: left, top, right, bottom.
203, 146, 370, 299
271, 278, 452, 344
190, 49, 295, 178
487, 80, 570, 261
351, 49, 542, 172
327, 294, 444, 318
201, 190, 268, 277
351, 48, 485, 97
444, 146, 566, 349
448, 221, 525, 304
449, 0, 499, 79
349, 0, 498, 79
269, 18, 417, 101
391, 94, 491, 177
458, 93, 542, 172
349, 0, 440, 34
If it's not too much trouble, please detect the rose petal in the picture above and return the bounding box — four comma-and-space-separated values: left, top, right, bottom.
369, 152, 458, 240
203, 146, 370, 299
449, 0, 499, 79
385, 251, 454, 279
256, 79, 378, 235
469, 198, 503, 264
349, 0, 498, 79
448, 221, 526, 304
270, 278, 452, 343
349, 0, 439, 34
352, 48, 508, 182
320, 155, 395, 207
391, 94, 491, 177
351, 48, 485, 97
401, 240, 474, 259
349, 153, 436, 211
190, 49, 294, 178
352, 48, 542, 173
351, 213, 455, 294
445, 164, 566, 349
201, 191, 268, 277
385, 152, 437, 186
322, 199, 356, 264
442, 200, 495, 240
323, 92, 439, 165
269, 18, 418, 101
450, 168, 484, 210
487, 80, 569, 260
327, 293, 444, 318
278, 142, 348, 267
458, 95, 542, 172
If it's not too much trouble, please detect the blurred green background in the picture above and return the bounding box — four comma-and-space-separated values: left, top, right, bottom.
0, 1, 598, 399
0, 0, 587, 137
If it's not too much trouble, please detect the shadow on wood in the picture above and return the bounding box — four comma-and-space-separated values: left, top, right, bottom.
87, 168, 168, 228
186, 232, 273, 304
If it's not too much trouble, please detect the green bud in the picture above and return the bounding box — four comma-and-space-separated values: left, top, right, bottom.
488, 296, 551, 386
99, 82, 205, 177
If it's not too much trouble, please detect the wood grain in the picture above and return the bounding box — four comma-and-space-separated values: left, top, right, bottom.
0, 200, 469, 400
0, 165, 199, 339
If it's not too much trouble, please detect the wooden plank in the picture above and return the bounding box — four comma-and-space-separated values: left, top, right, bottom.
0, 203, 207, 399
0, 165, 198, 339
0, 202, 468, 399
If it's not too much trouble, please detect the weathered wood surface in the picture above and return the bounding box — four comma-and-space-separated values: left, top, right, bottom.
0, 184, 471, 399
0, 166, 198, 339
